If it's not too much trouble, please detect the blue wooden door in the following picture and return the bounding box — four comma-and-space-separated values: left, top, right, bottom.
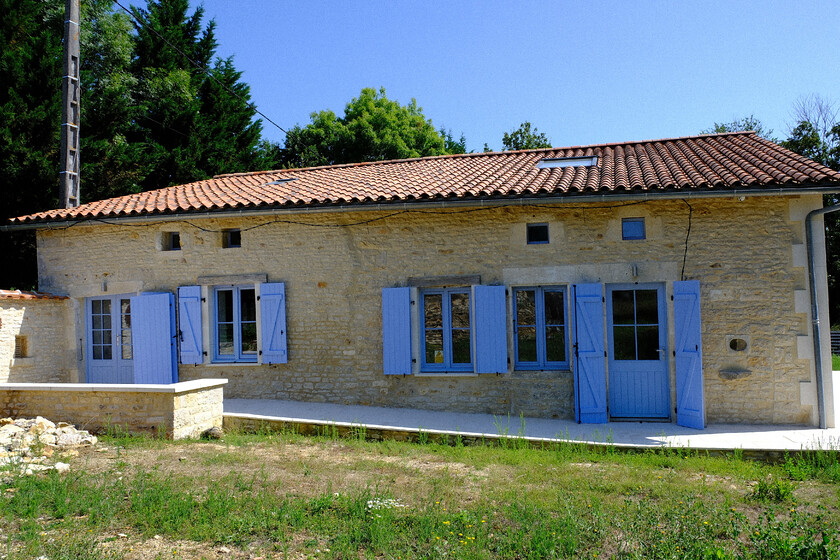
573, 284, 608, 423
131, 292, 178, 384
86, 295, 135, 383
674, 280, 705, 429
606, 284, 669, 419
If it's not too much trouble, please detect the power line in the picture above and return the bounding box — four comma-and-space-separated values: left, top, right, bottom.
111, 0, 288, 136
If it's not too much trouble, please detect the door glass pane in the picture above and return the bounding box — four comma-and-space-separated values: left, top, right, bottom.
517, 326, 537, 362
635, 290, 659, 324
217, 324, 234, 355
611, 290, 635, 324
636, 326, 660, 360
217, 290, 233, 323
92, 300, 102, 314
92, 315, 102, 330
546, 326, 566, 362
241, 322, 257, 354
240, 289, 256, 322
450, 293, 470, 329
516, 290, 536, 325
102, 346, 112, 360
120, 299, 132, 360
451, 329, 471, 363
93, 346, 103, 360
424, 294, 442, 328
544, 291, 564, 324
613, 326, 636, 360
425, 329, 443, 363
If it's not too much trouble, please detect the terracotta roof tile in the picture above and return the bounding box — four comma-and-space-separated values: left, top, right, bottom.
11, 131, 840, 225
0, 290, 68, 300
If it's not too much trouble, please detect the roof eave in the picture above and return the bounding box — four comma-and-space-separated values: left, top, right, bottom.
4, 184, 840, 232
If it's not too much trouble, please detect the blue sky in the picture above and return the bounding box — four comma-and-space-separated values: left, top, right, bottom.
188, 1, 840, 153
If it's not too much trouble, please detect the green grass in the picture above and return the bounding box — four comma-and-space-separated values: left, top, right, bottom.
1, 431, 839, 559
832, 353, 840, 371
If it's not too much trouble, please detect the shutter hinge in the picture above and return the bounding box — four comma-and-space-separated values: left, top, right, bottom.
201, 297, 206, 303
602, 296, 605, 302
673, 350, 676, 357
671, 295, 674, 301
410, 300, 415, 305
257, 295, 261, 301
202, 351, 208, 356
412, 358, 416, 363
604, 351, 607, 357
259, 350, 262, 355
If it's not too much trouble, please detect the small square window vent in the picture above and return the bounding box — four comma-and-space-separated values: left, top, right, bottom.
622, 217, 646, 240
527, 223, 549, 244
162, 231, 181, 251
222, 228, 241, 248
537, 156, 598, 169
14, 336, 28, 359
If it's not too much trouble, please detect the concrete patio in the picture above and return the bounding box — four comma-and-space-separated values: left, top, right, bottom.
224, 398, 840, 458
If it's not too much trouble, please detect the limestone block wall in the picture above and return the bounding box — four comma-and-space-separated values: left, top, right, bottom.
0, 380, 226, 439
0, 294, 73, 383
34, 194, 826, 425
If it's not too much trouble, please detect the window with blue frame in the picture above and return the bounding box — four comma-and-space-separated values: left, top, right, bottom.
513, 286, 568, 369
421, 288, 472, 371
621, 217, 646, 240
213, 285, 258, 362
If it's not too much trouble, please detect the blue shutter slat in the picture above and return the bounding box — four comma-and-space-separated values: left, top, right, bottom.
473, 285, 507, 374
674, 280, 705, 429
260, 282, 288, 364
382, 287, 411, 375
573, 283, 608, 423
177, 286, 203, 365
131, 292, 178, 384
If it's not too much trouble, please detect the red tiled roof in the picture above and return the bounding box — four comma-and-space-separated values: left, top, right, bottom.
0, 290, 67, 300
11, 132, 840, 225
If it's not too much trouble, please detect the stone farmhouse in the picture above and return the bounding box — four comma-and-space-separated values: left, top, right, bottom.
5, 131, 840, 430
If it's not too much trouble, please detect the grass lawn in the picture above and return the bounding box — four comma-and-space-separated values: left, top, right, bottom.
1, 429, 839, 559
833, 354, 840, 371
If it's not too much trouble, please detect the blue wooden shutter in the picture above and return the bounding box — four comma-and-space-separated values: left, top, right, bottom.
131, 292, 178, 384
177, 286, 203, 365
260, 282, 288, 364
573, 283, 608, 423
674, 280, 705, 429
382, 287, 411, 375
473, 285, 508, 374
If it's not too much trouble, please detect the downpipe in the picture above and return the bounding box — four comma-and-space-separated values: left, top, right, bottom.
806, 203, 840, 429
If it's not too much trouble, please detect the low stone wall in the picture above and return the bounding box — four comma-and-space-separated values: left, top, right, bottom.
0, 379, 227, 439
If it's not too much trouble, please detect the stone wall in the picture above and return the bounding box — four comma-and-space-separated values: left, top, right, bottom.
33, 195, 827, 425
0, 293, 73, 383
0, 379, 226, 439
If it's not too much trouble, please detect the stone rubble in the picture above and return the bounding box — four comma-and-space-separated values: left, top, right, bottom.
0, 416, 97, 478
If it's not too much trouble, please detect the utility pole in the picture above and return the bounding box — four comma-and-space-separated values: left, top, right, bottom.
59, 0, 81, 208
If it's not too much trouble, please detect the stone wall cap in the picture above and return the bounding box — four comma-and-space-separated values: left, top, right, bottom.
0, 379, 227, 393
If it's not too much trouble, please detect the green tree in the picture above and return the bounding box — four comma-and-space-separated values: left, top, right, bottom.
501, 121, 551, 151
128, 0, 263, 188
0, 0, 64, 289
282, 87, 455, 168
702, 114, 776, 141
781, 97, 840, 325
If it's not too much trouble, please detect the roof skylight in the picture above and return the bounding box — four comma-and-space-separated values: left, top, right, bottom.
537, 156, 598, 169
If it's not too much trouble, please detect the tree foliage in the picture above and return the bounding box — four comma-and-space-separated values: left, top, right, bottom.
0, 0, 64, 288
281, 87, 456, 168
501, 121, 552, 151
0, 0, 268, 289
780, 96, 840, 325
701, 115, 776, 141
